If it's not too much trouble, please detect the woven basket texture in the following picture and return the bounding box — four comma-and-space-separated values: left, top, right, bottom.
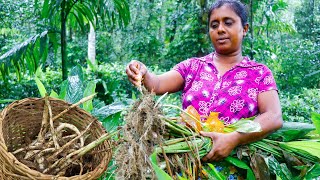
0, 97, 112, 180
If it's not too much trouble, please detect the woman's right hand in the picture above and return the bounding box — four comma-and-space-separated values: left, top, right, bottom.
125, 60, 148, 87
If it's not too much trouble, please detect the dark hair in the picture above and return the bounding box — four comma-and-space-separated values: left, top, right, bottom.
208, 0, 248, 27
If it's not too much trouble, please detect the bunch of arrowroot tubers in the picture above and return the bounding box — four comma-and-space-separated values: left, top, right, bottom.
11, 95, 113, 176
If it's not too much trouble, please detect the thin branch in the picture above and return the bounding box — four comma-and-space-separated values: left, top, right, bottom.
305, 69, 320, 77
47, 121, 94, 162
37, 95, 49, 143
46, 96, 60, 149
52, 94, 96, 122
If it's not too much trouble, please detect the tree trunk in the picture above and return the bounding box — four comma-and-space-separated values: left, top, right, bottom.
88, 22, 96, 64
69, 27, 73, 42
250, 0, 254, 60
159, 0, 166, 43
61, 0, 68, 80
197, 0, 208, 57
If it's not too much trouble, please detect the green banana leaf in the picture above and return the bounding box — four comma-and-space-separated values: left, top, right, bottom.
267, 122, 315, 142
82, 81, 96, 112
281, 141, 320, 159
49, 90, 59, 98
264, 156, 293, 180
150, 152, 173, 180
35, 76, 47, 97
225, 156, 256, 180
205, 163, 226, 180
305, 163, 320, 179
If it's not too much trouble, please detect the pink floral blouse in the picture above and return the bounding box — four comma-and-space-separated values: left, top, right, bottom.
173, 52, 278, 124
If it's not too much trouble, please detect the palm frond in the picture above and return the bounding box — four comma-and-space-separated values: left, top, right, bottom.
96, 0, 131, 28
0, 31, 49, 82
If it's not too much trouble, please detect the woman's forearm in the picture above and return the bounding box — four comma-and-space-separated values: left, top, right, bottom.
142, 70, 185, 95
233, 111, 283, 145
142, 70, 161, 94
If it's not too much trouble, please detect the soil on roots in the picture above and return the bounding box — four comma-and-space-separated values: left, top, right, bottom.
115, 90, 165, 179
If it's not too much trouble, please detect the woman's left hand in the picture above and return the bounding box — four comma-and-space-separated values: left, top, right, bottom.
200, 131, 240, 162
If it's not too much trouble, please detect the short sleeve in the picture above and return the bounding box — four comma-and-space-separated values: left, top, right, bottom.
172, 59, 192, 79
258, 66, 278, 93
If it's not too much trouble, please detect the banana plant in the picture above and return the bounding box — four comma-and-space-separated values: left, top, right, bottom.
0, 0, 130, 82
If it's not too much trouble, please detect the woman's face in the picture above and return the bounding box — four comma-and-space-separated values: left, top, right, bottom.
209, 5, 248, 55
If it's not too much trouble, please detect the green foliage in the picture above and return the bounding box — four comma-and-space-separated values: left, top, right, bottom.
35, 76, 47, 97
280, 88, 320, 123
38, 0, 131, 30
100, 0, 212, 70
0, 31, 49, 82
1, 0, 319, 92
33, 64, 130, 132
270, 38, 320, 92
34, 65, 96, 107
97, 160, 117, 180
264, 156, 292, 180
150, 152, 173, 180
83, 81, 97, 112
161, 0, 212, 69
281, 141, 320, 159
0, 0, 41, 53
225, 119, 261, 133
0, 0, 131, 82
267, 122, 315, 142
294, 0, 320, 42
305, 164, 320, 179
205, 163, 226, 180
0, 67, 62, 109
0, 99, 15, 104
92, 101, 127, 132
225, 157, 255, 180
67, 38, 88, 67
163, 9, 211, 69
38, 0, 131, 79
311, 112, 320, 135
241, 0, 319, 93
86, 61, 180, 109
101, 0, 165, 66
87, 62, 134, 105
64, 65, 87, 103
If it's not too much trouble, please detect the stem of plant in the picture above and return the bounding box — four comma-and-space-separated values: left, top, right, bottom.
37, 95, 49, 143
160, 115, 194, 136
44, 130, 118, 174
165, 122, 192, 136
52, 93, 96, 122
46, 96, 60, 149
76, 130, 119, 157
47, 121, 94, 162
162, 104, 203, 133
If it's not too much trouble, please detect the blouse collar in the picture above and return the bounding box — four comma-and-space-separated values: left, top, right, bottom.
201, 52, 260, 68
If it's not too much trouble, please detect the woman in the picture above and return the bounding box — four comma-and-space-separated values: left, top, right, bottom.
126, 0, 282, 163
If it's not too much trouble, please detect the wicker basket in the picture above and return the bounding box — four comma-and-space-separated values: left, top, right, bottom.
0, 97, 112, 180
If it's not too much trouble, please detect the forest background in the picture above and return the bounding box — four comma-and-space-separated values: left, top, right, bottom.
0, 0, 319, 125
